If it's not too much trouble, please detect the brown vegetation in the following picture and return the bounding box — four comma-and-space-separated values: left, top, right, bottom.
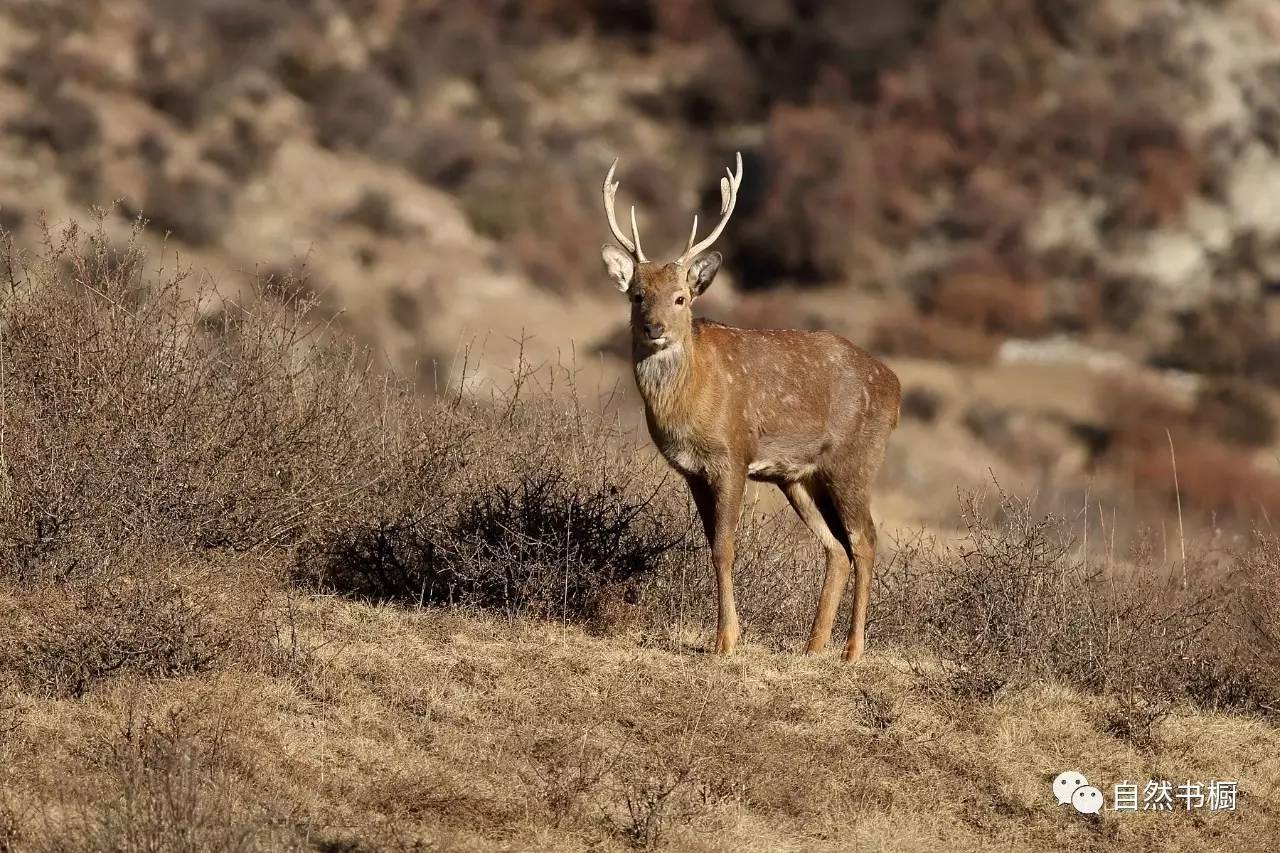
0, 223, 1277, 849
4, 1, 1275, 356
1093, 376, 1280, 520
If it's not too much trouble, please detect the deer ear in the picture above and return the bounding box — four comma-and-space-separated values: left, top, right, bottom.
601, 244, 636, 292
687, 251, 722, 296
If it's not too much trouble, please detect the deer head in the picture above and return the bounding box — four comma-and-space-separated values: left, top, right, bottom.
600, 153, 742, 352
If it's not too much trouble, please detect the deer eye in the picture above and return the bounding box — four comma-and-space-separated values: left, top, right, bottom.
675, 295, 686, 306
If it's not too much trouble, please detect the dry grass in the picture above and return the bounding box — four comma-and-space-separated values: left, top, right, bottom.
0, 224, 1276, 849
1, 609, 1277, 852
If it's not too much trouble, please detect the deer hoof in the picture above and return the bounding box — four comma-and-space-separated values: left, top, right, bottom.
713, 633, 738, 655
804, 639, 828, 656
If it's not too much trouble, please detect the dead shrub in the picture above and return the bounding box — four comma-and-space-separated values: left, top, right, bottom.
519, 735, 616, 828
304, 400, 692, 623
1154, 301, 1270, 377
1243, 535, 1280, 669
736, 105, 869, 285
341, 188, 409, 236
678, 32, 762, 126
138, 171, 233, 246
308, 67, 399, 152
871, 308, 1001, 363
1094, 374, 1189, 452
619, 765, 696, 850
1131, 440, 1280, 520
7, 91, 100, 158
871, 492, 1271, 710
900, 387, 943, 423
922, 272, 1046, 339
42, 707, 299, 852
406, 121, 490, 192
0, 547, 274, 699
0, 217, 436, 553
1190, 379, 1277, 448
1102, 694, 1170, 751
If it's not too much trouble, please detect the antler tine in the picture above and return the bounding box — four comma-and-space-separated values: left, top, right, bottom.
678, 151, 743, 266
629, 206, 648, 263
602, 158, 638, 256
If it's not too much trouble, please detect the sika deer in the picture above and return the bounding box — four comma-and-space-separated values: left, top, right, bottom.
600, 153, 900, 662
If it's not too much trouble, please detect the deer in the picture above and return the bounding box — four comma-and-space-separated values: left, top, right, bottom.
599, 152, 901, 662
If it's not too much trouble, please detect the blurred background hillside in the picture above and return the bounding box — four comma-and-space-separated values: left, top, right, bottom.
2, 0, 1279, 531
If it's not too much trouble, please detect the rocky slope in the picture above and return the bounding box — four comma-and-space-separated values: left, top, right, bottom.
2, 0, 1279, 525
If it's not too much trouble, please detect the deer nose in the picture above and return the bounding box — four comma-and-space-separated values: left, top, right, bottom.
644, 323, 666, 340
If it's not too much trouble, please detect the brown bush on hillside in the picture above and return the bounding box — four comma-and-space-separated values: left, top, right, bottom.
678, 32, 762, 125
137, 171, 233, 246
923, 271, 1046, 338
1091, 373, 1280, 524
300, 358, 694, 621
7, 91, 100, 158
506, 167, 608, 293
871, 307, 1001, 363
653, 0, 719, 42
869, 493, 1274, 710
736, 105, 870, 285
1248, 339, 1280, 388
1094, 374, 1189, 452
0, 547, 276, 698
407, 121, 491, 192
1191, 379, 1277, 448
375, 4, 501, 89
1132, 440, 1280, 521
1102, 108, 1203, 228
310, 67, 399, 152
46, 705, 301, 851
341, 188, 410, 237
1154, 300, 1271, 377
0, 218, 433, 553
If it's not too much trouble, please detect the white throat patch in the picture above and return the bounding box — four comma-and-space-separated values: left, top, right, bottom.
634, 342, 685, 399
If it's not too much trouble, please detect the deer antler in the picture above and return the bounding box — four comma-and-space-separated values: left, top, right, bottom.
603, 159, 648, 263
676, 152, 743, 266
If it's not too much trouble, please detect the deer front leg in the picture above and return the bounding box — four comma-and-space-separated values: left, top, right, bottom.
687, 470, 745, 655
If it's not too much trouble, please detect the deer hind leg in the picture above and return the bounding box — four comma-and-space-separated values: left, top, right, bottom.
781, 479, 850, 655
687, 472, 744, 655
840, 506, 877, 664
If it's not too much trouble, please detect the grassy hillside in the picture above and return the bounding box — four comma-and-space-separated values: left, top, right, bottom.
0, 220, 1277, 850
4, 608, 1278, 851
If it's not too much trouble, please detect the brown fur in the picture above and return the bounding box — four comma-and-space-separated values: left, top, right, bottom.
614, 259, 901, 661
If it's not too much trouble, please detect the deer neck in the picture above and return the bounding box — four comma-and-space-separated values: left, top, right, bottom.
632, 334, 696, 424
